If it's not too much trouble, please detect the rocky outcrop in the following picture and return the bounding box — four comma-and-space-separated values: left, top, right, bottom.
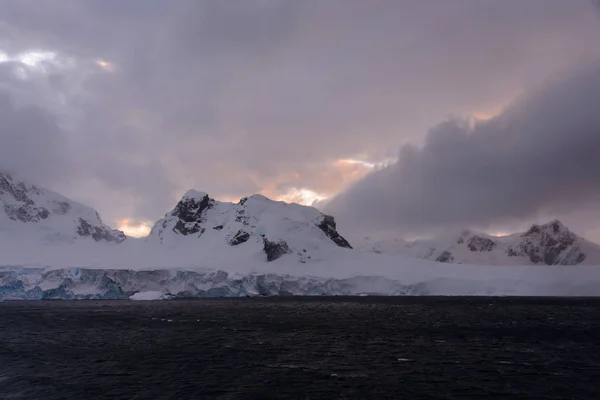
3, 203, 50, 223
77, 218, 126, 243
229, 230, 250, 246
172, 192, 213, 235
1, 173, 51, 223
467, 235, 496, 252
0, 173, 32, 202
436, 250, 454, 263
507, 220, 586, 265
263, 238, 291, 261
317, 215, 352, 249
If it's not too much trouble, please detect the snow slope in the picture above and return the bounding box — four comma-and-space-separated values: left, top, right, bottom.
355, 221, 600, 266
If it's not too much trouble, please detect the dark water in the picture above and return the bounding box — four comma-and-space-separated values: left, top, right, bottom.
1, 298, 600, 399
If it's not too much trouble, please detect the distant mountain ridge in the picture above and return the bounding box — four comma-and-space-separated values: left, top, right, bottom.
357, 220, 600, 266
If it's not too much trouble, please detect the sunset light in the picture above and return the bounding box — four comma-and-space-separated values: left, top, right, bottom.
277, 188, 327, 206
117, 218, 152, 238
95, 59, 115, 71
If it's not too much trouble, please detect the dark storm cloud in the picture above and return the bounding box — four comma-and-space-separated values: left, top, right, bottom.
0, 91, 71, 183
327, 62, 600, 234
1, 0, 600, 228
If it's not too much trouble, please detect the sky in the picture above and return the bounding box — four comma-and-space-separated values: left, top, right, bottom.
1, 0, 600, 239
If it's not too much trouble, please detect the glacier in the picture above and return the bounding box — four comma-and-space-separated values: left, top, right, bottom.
3, 263, 600, 300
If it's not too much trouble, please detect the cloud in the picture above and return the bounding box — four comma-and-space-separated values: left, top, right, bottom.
0, 90, 72, 183
1, 0, 600, 229
326, 61, 600, 235
0, 55, 177, 221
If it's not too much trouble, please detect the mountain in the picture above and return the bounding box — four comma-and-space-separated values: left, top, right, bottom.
0, 175, 353, 268
3, 172, 599, 268
0, 172, 125, 244
3, 174, 600, 299
147, 189, 352, 263
356, 220, 600, 266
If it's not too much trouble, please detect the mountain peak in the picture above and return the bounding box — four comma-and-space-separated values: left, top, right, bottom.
523, 220, 567, 237
245, 193, 270, 203
148, 189, 352, 262
182, 189, 209, 201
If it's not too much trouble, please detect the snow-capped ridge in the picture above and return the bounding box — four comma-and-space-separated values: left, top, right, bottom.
182, 189, 209, 201
356, 220, 600, 266
508, 220, 585, 265
0, 172, 125, 243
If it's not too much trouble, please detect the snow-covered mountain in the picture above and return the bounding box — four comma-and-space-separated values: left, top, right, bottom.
3, 173, 600, 300
356, 220, 600, 266
0, 175, 353, 268
0, 172, 125, 244
147, 189, 352, 263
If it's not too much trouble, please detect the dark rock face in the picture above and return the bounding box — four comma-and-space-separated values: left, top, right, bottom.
0, 173, 30, 203
233, 203, 258, 228
507, 220, 585, 265
263, 239, 291, 262
235, 209, 251, 226
4, 204, 50, 223
436, 250, 454, 263
77, 219, 126, 243
1, 173, 52, 223
467, 235, 496, 252
229, 230, 251, 246
316, 215, 352, 249
172, 194, 213, 235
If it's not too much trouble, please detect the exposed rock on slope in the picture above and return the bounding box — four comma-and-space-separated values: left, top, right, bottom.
317, 215, 352, 249
0, 172, 125, 243
171, 191, 214, 235
467, 235, 496, 252
263, 238, 291, 262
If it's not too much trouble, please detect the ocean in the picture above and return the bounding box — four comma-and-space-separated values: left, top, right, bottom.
1, 297, 599, 399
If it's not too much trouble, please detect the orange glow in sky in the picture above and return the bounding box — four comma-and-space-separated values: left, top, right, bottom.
117, 218, 152, 238
95, 59, 115, 71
